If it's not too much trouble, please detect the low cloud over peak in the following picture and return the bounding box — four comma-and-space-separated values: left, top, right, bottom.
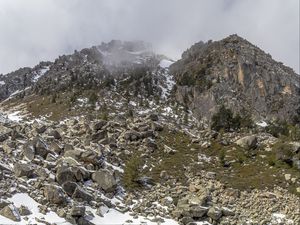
0, 0, 299, 74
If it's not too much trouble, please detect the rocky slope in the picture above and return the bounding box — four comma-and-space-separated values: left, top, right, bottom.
170, 34, 300, 123
0, 36, 299, 225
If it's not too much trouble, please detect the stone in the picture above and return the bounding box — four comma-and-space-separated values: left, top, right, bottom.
207, 206, 222, 220
77, 216, 95, 225
22, 144, 35, 161
236, 135, 257, 149
180, 217, 194, 225
221, 207, 235, 216
90, 131, 106, 142
188, 206, 208, 218
18, 205, 32, 216
44, 184, 67, 205
2, 143, 13, 154
92, 169, 117, 192
72, 186, 93, 202
93, 120, 107, 131
0, 204, 21, 222
124, 131, 141, 141
70, 204, 85, 217
96, 203, 109, 217
0, 134, 8, 142
14, 163, 34, 178
34, 138, 50, 158
50, 130, 61, 139
56, 167, 77, 185
62, 181, 78, 196
0, 199, 11, 209
284, 174, 291, 181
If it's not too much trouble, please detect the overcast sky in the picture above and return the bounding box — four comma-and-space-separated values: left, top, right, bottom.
0, 0, 299, 74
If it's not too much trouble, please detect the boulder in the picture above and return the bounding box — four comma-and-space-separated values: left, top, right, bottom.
72, 186, 93, 202
22, 143, 35, 161
92, 169, 117, 192
0, 204, 21, 222
188, 206, 208, 218
56, 167, 77, 185
207, 206, 222, 220
33, 138, 51, 158
93, 120, 107, 131
70, 204, 85, 217
90, 131, 106, 142
236, 135, 257, 149
124, 131, 141, 141
62, 181, 78, 196
14, 163, 34, 178
44, 184, 67, 205
50, 130, 62, 139
96, 203, 109, 217
0, 134, 8, 142
18, 205, 32, 216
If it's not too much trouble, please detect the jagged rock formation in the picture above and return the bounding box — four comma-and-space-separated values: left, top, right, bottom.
170, 34, 300, 123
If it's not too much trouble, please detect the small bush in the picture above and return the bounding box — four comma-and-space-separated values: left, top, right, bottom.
123, 155, 142, 190
273, 142, 293, 166
218, 149, 226, 165
266, 120, 289, 138
211, 105, 252, 132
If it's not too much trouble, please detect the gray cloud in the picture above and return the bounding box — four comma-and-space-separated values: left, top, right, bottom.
0, 0, 299, 74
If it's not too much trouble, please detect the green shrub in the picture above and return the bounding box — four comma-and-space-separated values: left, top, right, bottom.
273, 142, 293, 166
211, 105, 252, 132
123, 155, 142, 190
266, 120, 289, 138
288, 125, 300, 141
218, 149, 226, 165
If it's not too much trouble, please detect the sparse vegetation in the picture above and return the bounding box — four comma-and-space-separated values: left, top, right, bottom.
123, 154, 143, 190
211, 105, 253, 132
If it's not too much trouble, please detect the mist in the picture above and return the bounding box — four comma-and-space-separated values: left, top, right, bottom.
0, 0, 299, 74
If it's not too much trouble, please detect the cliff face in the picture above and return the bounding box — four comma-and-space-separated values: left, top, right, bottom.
170, 34, 300, 122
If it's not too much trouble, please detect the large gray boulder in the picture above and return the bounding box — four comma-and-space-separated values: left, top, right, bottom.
0, 204, 21, 222
56, 167, 77, 185
14, 163, 34, 178
207, 206, 222, 220
92, 169, 117, 192
235, 135, 257, 149
44, 184, 67, 205
72, 186, 93, 202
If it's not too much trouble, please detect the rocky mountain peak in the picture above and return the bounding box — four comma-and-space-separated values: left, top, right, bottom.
170, 34, 300, 123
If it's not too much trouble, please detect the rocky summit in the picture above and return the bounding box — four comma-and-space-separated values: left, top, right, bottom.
0, 36, 299, 225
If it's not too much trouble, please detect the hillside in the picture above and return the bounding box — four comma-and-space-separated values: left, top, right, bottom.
0, 36, 299, 225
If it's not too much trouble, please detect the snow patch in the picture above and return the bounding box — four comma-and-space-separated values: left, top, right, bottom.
0, 80, 5, 86
85, 206, 179, 225
159, 59, 173, 68
7, 111, 23, 122
0, 193, 71, 225
256, 121, 268, 127
32, 66, 50, 82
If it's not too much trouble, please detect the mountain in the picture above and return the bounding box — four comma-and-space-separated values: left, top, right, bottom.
0, 36, 299, 225
170, 34, 300, 123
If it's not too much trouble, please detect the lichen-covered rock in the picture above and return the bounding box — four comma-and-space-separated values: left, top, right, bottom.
44, 184, 67, 205
92, 169, 117, 192
0, 204, 21, 222
14, 163, 34, 178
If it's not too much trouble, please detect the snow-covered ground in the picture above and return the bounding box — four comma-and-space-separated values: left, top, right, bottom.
0, 193, 183, 225
7, 111, 23, 122
32, 66, 50, 82
0, 193, 70, 225
159, 59, 173, 69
